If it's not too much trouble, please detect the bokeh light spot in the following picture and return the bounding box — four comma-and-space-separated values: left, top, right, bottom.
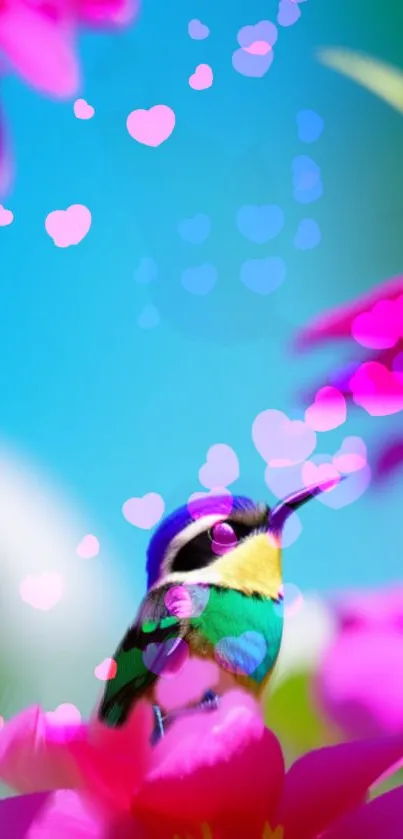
189, 64, 214, 91
350, 362, 403, 416
47, 703, 82, 724
178, 214, 211, 244
304, 454, 371, 508
0, 206, 13, 226
94, 657, 117, 681
296, 110, 324, 143
274, 583, 304, 618
45, 205, 91, 248
333, 437, 367, 474
188, 19, 210, 40
76, 534, 99, 559
253, 409, 316, 465
73, 98, 95, 120
199, 444, 239, 489
134, 257, 158, 284
236, 205, 284, 244
215, 631, 267, 675
165, 584, 210, 618
282, 512, 302, 548
233, 21, 277, 77
122, 493, 165, 529
181, 264, 218, 296
143, 638, 189, 677
137, 304, 160, 329
187, 488, 234, 519
351, 297, 403, 350
19, 572, 64, 611
126, 105, 175, 147
302, 459, 341, 491
304, 386, 347, 432
294, 218, 321, 250
277, 0, 301, 27
292, 156, 323, 204
240, 257, 286, 295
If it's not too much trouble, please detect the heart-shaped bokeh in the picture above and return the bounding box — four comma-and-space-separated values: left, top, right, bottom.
122, 493, 165, 529
215, 630, 268, 676
253, 408, 317, 465
199, 443, 240, 489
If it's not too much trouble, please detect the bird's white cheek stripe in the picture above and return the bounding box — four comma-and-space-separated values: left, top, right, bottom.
158, 514, 227, 580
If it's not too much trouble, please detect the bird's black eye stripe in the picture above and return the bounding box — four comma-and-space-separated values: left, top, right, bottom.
170, 529, 213, 573
170, 519, 256, 574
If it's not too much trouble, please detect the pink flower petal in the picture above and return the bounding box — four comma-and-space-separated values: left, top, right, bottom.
25, 790, 113, 839
67, 700, 153, 813
0, 792, 52, 836
276, 734, 403, 839
0, 1, 79, 98
317, 630, 403, 739
321, 786, 403, 839
0, 791, 152, 839
294, 275, 403, 350
77, 0, 140, 26
0, 706, 84, 794
136, 690, 284, 823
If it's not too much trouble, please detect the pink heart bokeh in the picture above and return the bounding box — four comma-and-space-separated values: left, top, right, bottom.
76, 534, 99, 559
199, 444, 239, 489
94, 658, 117, 682
19, 572, 64, 611
45, 204, 92, 248
126, 105, 175, 147
305, 386, 347, 432
0, 204, 13, 226
189, 64, 214, 90
122, 492, 165, 529
73, 98, 95, 119
252, 408, 316, 465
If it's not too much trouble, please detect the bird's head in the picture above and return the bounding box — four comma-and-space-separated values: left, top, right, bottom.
146, 481, 336, 599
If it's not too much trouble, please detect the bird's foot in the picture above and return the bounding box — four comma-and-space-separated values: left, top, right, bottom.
199, 689, 220, 712
150, 691, 220, 746
150, 704, 168, 746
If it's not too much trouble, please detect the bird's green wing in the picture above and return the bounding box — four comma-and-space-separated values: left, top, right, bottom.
192, 585, 283, 684
98, 585, 188, 728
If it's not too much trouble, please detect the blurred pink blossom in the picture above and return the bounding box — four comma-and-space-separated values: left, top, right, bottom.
0, 0, 140, 191
0, 690, 403, 837
316, 586, 403, 741
294, 275, 403, 351
293, 275, 403, 480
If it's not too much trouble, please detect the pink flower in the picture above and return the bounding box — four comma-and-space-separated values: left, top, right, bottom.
315, 586, 403, 742
0, 690, 402, 838
0, 0, 140, 190
294, 274, 403, 352
293, 275, 403, 478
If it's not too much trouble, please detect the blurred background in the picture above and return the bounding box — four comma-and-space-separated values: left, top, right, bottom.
0, 0, 402, 800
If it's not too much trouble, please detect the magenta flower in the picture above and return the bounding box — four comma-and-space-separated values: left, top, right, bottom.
293, 274, 403, 412
294, 274, 403, 352
0, 0, 140, 190
315, 586, 403, 742
293, 274, 403, 481
0, 689, 402, 838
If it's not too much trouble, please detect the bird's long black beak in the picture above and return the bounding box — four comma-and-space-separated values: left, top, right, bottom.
269, 478, 343, 535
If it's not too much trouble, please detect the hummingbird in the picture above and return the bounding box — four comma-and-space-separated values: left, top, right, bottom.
98, 482, 332, 742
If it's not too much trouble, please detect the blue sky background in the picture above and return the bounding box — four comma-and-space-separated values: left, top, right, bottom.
1, 0, 403, 617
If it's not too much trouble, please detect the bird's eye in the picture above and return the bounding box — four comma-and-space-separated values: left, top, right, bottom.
208, 521, 248, 556
210, 521, 237, 545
